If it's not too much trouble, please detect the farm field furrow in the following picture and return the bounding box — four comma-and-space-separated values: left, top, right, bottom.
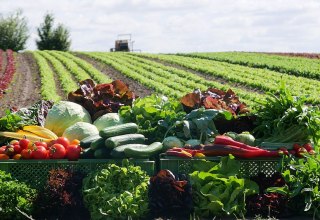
134, 53, 320, 104
84, 52, 266, 105
37, 51, 79, 95
182, 52, 320, 80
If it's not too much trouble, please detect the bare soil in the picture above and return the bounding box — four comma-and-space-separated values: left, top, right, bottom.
74, 53, 153, 98
0, 52, 41, 117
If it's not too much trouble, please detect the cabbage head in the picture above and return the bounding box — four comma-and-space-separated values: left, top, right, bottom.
93, 113, 123, 131
63, 122, 98, 141
44, 101, 91, 136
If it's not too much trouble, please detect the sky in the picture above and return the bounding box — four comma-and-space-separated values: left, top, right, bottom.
0, 0, 320, 53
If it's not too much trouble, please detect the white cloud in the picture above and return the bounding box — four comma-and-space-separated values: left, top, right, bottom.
0, 0, 319, 52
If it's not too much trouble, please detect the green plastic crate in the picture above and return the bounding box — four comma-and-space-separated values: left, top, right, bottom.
160, 156, 280, 178
0, 159, 155, 189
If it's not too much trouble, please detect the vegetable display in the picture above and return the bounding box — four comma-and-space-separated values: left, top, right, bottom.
82, 160, 149, 219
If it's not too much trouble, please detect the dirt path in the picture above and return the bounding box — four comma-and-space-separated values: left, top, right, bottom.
74, 53, 153, 98
0, 53, 41, 117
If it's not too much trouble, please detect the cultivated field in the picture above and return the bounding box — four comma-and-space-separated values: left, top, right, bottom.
1, 51, 320, 116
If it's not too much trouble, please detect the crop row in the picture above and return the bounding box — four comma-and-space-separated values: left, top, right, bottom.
32, 52, 61, 101
0, 50, 15, 96
37, 51, 78, 95
182, 52, 320, 80
114, 53, 269, 105
83, 52, 266, 105
134, 53, 320, 104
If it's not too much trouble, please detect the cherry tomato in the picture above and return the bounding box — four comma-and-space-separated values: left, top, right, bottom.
55, 137, 70, 148
13, 144, 22, 154
13, 154, 22, 160
21, 149, 32, 159
32, 146, 48, 159
66, 145, 81, 161
0, 146, 6, 154
19, 138, 31, 149
34, 141, 48, 149
70, 139, 80, 146
49, 144, 66, 159
0, 154, 10, 160
5, 145, 15, 156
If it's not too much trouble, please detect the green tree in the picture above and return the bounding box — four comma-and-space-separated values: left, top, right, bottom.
0, 10, 29, 51
36, 13, 71, 51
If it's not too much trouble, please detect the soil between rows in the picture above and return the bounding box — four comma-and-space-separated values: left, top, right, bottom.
0, 53, 41, 117
74, 53, 153, 98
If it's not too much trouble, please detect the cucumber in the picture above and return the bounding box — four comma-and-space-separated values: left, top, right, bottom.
124, 142, 163, 158
80, 134, 101, 149
99, 123, 138, 138
94, 148, 111, 159
105, 134, 145, 149
111, 144, 148, 158
80, 148, 95, 159
90, 137, 106, 150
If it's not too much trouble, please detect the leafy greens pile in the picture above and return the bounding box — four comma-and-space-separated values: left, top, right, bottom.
190, 155, 259, 217
82, 160, 149, 220
180, 88, 249, 116
253, 83, 320, 146
119, 94, 186, 143
68, 79, 137, 121
0, 170, 37, 219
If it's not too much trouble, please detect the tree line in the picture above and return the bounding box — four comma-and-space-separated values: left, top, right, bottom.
0, 10, 71, 51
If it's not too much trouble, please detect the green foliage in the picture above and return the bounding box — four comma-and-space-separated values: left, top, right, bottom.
82, 160, 149, 219
119, 94, 186, 143
0, 170, 37, 219
268, 154, 320, 218
190, 155, 259, 218
0, 10, 29, 51
36, 13, 71, 51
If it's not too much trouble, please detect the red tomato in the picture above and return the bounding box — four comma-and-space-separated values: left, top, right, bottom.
55, 137, 70, 148
13, 144, 22, 154
49, 144, 66, 159
32, 146, 48, 159
13, 154, 22, 160
0, 154, 10, 160
21, 149, 32, 159
34, 141, 48, 149
19, 138, 31, 149
66, 145, 81, 161
0, 146, 6, 154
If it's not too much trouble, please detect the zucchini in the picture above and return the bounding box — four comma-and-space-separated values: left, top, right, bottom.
94, 148, 111, 159
99, 123, 138, 138
111, 144, 148, 158
80, 134, 101, 149
105, 134, 145, 149
90, 137, 106, 150
80, 148, 95, 159
124, 142, 163, 158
